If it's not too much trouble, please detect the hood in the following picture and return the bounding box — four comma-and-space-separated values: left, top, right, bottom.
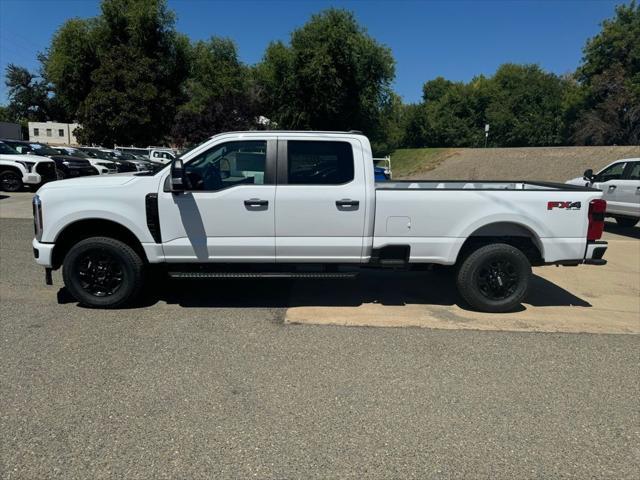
0, 153, 54, 163
40, 173, 137, 190
566, 176, 590, 187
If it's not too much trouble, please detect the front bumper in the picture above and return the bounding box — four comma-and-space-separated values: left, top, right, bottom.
32, 238, 54, 267
584, 240, 607, 265
22, 172, 42, 185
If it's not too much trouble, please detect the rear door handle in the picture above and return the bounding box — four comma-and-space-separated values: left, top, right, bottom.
244, 198, 268, 207
336, 199, 359, 208
608, 185, 617, 190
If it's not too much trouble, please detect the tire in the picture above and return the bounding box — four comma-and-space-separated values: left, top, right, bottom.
0, 170, 23, 192
456, 243, 531, 313
62, 236, 144, 308
614, 216, 638, 228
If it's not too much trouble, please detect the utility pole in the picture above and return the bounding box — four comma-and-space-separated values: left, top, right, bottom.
484, 124, 490, 148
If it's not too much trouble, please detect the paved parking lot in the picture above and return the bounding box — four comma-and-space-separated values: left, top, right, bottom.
1, 192, 639, 478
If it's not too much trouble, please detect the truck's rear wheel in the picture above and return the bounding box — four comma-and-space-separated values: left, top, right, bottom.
62, 237, 144, 308
0, 170, 23, 192
456, 243, 531, 313
614, 216, 638, 228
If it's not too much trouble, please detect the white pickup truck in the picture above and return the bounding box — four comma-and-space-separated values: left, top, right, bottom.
0, 140, 57, 191
32, 131, 608, 312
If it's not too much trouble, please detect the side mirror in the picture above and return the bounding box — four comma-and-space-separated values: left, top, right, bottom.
171, 158, 186, 192
583, 169, 594, 182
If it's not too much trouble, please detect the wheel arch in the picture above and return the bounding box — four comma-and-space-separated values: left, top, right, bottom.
455, 221, 544, 266
51, 218, 148, 268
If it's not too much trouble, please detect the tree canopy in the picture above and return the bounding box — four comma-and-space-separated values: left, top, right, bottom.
2, 0, 638, 150
571, 0, 640, 145
255, 9, 395, 139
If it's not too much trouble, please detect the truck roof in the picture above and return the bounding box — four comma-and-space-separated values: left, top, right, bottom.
209, 130, 366, 139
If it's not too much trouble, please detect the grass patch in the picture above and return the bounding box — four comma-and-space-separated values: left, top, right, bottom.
389, 148, 453, 178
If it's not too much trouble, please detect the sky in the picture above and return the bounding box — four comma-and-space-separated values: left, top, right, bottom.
0, 0, 625, 104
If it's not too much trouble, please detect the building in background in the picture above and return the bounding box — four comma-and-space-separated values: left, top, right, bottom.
28, 121, 80, 145
0, 121, 23, 140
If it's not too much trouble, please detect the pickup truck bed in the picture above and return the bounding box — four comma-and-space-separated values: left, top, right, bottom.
373, 180, 600, 265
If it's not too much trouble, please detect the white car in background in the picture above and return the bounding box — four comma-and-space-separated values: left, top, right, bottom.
567, 158, 640, 228
0, 140, 57, 191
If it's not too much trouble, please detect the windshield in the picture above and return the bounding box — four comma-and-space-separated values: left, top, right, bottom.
99, 151, 118, 159
29, 144, 60, 156
80, 149, 108, 159
0, 141, 19, 155
57, 148, 90, 158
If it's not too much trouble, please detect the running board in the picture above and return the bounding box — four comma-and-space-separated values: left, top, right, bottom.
168, 271, 358, 279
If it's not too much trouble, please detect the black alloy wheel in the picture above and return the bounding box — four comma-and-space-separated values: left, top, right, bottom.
475, 258, 520, 301
76, 249, 124, 297
0, 170, 23, 192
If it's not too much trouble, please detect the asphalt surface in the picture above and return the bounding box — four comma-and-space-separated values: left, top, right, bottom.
1, 216, 639, 479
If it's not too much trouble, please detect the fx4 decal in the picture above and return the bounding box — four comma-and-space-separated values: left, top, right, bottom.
547, 201, 581, 210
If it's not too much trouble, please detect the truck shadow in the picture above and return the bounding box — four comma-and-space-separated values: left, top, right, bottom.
604, 222, 640, 240
105, 269, 590, 311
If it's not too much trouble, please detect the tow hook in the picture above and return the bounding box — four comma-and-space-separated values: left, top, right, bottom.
45, 268, 52, 286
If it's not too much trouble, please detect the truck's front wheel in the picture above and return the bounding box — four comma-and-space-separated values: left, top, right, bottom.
456, 243, 531, 313
62, 237, 144, 308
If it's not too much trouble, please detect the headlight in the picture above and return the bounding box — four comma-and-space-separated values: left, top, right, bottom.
33, 195, 43, 241
17, 161, 35, 172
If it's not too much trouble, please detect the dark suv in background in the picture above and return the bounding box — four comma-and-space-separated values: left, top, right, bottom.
2, 140, 98, 178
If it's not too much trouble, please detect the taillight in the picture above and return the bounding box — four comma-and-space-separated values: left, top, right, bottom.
587, 199, 606, 241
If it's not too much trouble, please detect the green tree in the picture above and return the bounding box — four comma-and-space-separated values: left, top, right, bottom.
44, 0, 189, 145
0, 106, 10, 122
572, 1, 640, 145
171, 37, 259, 145
485, 64, 568, 147
407, 65, 571, 148
3, 64, 51, 123
256, 8, 395, 150
43, 18, 98, 119
405, 76, 490, 148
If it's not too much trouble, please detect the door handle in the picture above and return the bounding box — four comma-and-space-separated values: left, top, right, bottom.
336, 199, 360, 208
608, 185, 617, 190
244, 198, 268, 207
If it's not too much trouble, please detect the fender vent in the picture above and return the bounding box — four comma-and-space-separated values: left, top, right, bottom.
145, 193, 161, 243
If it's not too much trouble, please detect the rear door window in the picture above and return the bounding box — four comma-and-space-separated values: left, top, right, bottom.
287, 141, 354, 185
624, 162, 640, 180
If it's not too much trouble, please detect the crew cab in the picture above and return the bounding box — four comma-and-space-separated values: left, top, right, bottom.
32, 131, 608, 312
0, 140, 57, 191
567, 158, 640, 228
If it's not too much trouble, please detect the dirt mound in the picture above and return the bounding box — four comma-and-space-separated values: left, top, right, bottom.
399, 146, 640, 182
